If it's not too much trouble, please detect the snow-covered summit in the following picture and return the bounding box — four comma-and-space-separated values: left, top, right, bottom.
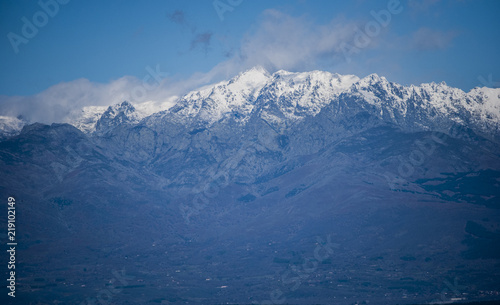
162, 66, 272, 125
94, 101, 141, 134
65, 100, 173, 134
152, 68, 361, 127
257, 70, 360, 123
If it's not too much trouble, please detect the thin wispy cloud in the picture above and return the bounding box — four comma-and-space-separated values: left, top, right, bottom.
173, 9, 369, 88
190, 32, 213, 53
167, 10, 187, 26
230, 9, 361, 72
168, 9, 214, 55
410, 27, 458, 51
167, 9, 197, 33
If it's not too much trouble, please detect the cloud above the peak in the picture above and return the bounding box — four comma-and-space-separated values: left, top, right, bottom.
0, 78, 125, 124
190, 32, 213, 53
193, 9, 378, 85
234, 9, 359, 72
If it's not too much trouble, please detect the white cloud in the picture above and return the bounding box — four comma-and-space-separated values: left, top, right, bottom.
0, 75, 180, 124
231, 9, 360, 72
178, 9, 365, 88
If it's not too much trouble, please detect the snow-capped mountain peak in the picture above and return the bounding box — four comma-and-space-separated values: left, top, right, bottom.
65, 100, 174, 135
229, 66, 270, 86
162, 67, 272, 125
94, 101, 142, 134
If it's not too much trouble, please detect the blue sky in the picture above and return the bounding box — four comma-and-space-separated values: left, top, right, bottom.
0, 0, 499, 122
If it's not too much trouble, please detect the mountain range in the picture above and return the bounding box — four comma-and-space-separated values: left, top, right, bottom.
1, 67, 500, 305
3, 66, 500, 140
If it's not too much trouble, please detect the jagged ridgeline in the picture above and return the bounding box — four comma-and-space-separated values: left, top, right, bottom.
0, 67, 499, 304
